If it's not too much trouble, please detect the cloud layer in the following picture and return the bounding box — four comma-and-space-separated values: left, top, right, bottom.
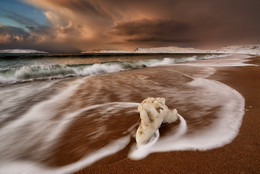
0, 0, 259, 52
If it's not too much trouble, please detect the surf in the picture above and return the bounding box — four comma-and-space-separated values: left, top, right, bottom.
0, 54, 228, 85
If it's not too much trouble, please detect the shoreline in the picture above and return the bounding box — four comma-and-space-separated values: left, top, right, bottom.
0, 54, 258, 174
76, 55, 260, 173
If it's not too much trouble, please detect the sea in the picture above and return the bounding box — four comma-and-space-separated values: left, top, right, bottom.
0, 53, 224, 86
0, 53, 245, 173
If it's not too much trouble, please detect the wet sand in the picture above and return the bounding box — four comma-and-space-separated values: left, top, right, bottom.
75, 56, 260, 174
0, 55, 258, 174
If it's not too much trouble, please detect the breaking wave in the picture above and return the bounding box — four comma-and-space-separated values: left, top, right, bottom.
0, 54, 227, 85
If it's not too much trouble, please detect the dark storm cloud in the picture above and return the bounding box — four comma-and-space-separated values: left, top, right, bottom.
109, 19, 196, 44
26, 25, 52, 36
0, 24, 54, 42
0, 25, 29, 41
2, 0, 260, 52
0, 24, 80, 52
116, 0, 259, 47
0, 25, 28, 36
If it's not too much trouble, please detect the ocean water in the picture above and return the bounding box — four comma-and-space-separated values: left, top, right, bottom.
0, 53, 247, 174
0, 53, 226, 85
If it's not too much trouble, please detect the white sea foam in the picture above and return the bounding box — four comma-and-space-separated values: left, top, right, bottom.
76, 63, 124, 76
0, 54, 250, 173
0, 94, 138, 174
150, 58, 176, 66
181, 55, 256, 67
129, 129, 160, 160
0, 81, 56, 123
129, 115, 187, 159
128, 55, 250, 159
0, 137, 130, 174
46, 102, 139, 144
129, 74, 245, 159
0, 79, 84, 160
0, 54, 230, 85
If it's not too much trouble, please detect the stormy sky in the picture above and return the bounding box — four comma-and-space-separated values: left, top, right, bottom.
0, 0, 259, 53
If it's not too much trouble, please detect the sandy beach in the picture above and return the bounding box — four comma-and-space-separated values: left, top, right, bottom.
0, 55, 259, 174
73, 56, 260, 174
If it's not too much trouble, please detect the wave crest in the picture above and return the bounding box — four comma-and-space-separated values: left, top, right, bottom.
0, 54, 227, 85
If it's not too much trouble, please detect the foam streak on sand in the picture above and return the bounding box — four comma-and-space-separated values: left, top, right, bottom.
46, 102, 139, 144
0, 81, 136, 173
129, 56, 248, 159
0, 79, 84, 160
152, 78, 244, 151
129, 65, 245, 159
0, 55, 251, 173
129, 114, 187, 160
0, 137, 130, 174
